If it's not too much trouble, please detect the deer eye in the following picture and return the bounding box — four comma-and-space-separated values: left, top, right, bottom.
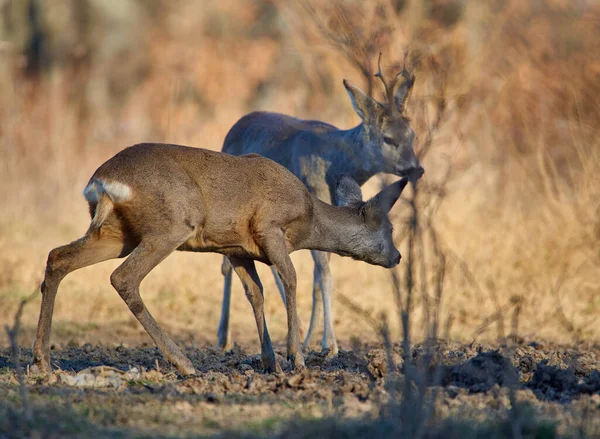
383, 136, 399, 147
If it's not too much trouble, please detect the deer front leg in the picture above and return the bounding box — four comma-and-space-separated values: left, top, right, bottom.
261, 232, 305, 369
271, 267, 306, 343
270, 266, 287, 306
230, 257, 281, 374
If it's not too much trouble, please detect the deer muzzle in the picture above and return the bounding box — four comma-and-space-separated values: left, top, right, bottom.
399, 165, 424, 182
385, 250, 402, 268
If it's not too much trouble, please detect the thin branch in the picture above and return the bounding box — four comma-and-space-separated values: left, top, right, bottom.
5, 288, 38, 423
298, 1, 393, 95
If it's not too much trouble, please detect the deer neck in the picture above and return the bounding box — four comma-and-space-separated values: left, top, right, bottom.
323, 123, 380, 187
298, 198, 362, 257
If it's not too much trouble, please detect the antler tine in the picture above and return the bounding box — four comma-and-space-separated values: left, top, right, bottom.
374, 52, 405, 114
390, 52, 416, 114
397, 51, 414, 84
374, 52, 390, 96
375, 52, 397, 112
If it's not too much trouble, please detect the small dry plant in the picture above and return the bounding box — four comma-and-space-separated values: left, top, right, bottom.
4, 288, 38, 424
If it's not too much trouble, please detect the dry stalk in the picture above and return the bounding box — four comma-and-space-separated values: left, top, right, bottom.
447, 248, 510, 343
4, 289, 38, 423
546, 265, 585, 342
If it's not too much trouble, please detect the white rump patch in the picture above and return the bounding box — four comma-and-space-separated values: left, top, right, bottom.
84, 179, 132, 203
102, 181, 132, 202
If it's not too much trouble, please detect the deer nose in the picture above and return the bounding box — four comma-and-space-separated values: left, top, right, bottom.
387, 251, 401, 268
408, 166, 424, 182
397, 164, 424, 181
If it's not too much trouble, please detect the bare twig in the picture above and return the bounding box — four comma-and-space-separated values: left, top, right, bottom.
297, 0, 393, 95
5, 288, 38, 423
447, 249, 509, 342
337, 293, 381, 331
509, 295, 523, 344
546, 264, 586, 341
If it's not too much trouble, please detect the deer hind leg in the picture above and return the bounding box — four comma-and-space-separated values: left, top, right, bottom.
217, 257, 233, 350
110, 233, 195, 376
230, 257, 281, 374
313, 251, 338, 356
32, 233, 126, 375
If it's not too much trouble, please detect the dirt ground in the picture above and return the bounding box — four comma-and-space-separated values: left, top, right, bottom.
1, 337, 599, 438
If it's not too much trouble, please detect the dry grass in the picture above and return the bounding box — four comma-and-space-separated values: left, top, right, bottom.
1, 0, 599, 354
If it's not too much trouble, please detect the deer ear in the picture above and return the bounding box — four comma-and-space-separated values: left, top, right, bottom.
368, 177, 409, 214
334, 174, 363, 208
343, 79, 383, 122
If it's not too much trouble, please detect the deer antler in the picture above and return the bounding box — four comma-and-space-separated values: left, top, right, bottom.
374, 52, 415, 115
395, 51, 415, 113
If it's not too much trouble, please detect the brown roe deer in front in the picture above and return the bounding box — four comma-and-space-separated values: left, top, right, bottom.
218, 53, 423, 354
31, 143, 408, 376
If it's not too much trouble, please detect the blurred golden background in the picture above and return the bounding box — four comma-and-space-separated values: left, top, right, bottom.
1, 0, 599, 350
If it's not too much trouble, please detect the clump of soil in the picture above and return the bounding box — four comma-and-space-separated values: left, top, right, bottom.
528, 360, 600, 402
443, 350, 517, 392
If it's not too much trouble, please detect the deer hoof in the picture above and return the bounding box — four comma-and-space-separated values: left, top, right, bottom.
216, 340, 233, 352
293, 363, 306, 373
262, 357, 282, 374
176, 360, 196, 376
216, 333, 233, 352
322, 344, 339, 358
30, 360, 51, 376
288, 353, 305, 370
31, 361, 57, 383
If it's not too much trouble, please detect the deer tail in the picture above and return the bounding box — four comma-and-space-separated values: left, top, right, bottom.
83, 178, 132, 232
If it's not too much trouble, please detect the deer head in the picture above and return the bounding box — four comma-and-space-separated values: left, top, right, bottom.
343, 53, 423, 182
333, 174, 408, 268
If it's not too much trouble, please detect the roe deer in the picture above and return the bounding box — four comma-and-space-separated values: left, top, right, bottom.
218, 54, 423, 354
31, 143, 409, 376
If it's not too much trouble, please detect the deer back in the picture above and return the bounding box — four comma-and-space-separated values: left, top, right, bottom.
87, 143, 314, 259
